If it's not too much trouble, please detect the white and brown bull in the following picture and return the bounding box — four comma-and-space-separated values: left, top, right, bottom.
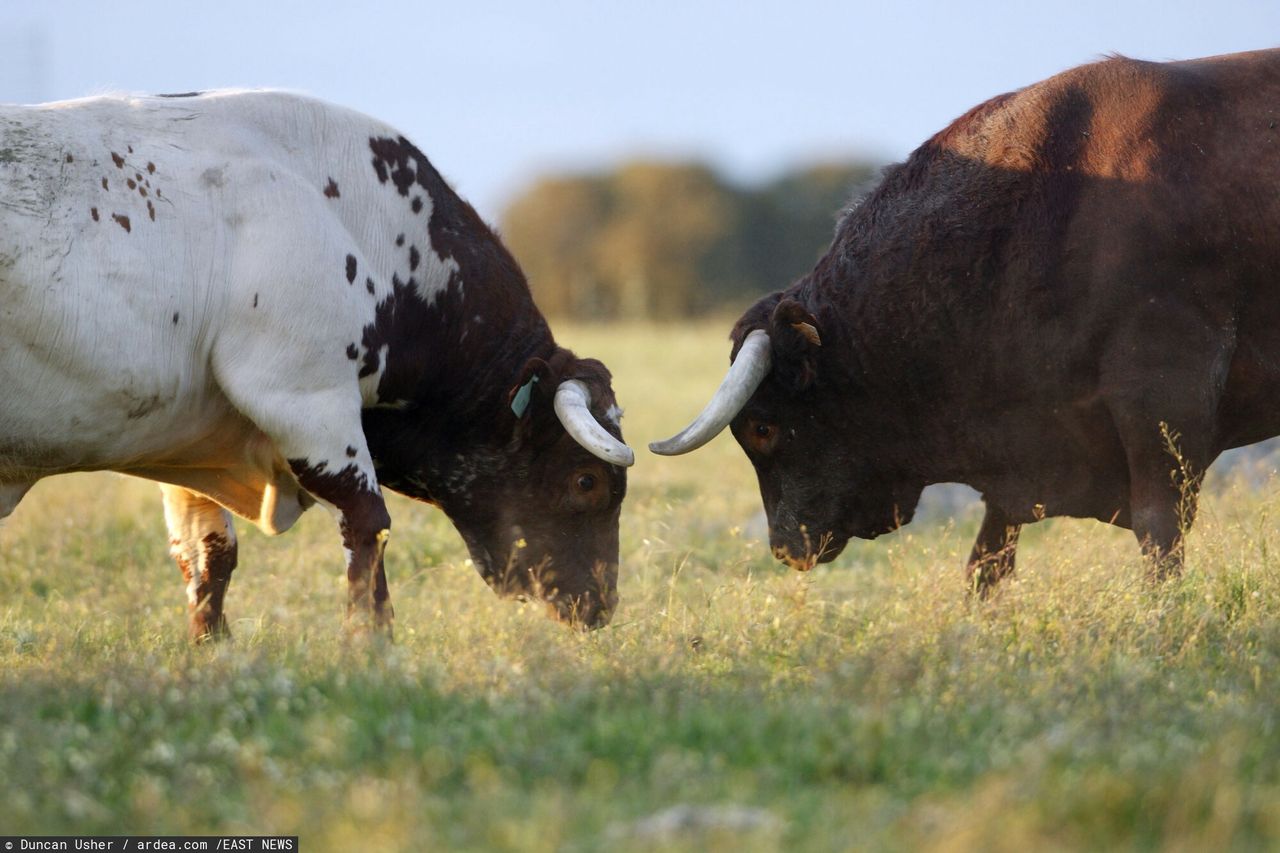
0, 90, 633, 635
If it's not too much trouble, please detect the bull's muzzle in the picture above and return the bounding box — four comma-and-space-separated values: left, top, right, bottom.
773, 545, 818, 572
548, 585, 618, 630
770, 528, 847, 571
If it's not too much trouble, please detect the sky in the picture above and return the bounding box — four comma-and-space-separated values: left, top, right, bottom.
1, 1, 1276, 220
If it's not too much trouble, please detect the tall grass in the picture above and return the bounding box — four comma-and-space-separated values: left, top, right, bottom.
1, 321, 1278, 851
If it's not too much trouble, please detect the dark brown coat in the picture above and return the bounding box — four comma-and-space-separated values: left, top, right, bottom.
727, 49, 1280, 588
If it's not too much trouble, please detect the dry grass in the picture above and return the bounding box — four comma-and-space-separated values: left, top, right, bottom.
1, 321, 1278, 851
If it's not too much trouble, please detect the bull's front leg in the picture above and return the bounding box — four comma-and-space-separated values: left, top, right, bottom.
160, 484, 238, 641
966, 502, 1021, 597
211, 319, 396, 636
291, 462, 394, 635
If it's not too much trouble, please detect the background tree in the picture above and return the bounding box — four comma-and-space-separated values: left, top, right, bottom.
500, 175, 609, 318
502, 159, 880, 320
738, 163, 878, 297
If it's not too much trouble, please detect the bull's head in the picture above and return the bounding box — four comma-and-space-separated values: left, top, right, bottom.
367, 351, 631, 628
650, 296, 921, 570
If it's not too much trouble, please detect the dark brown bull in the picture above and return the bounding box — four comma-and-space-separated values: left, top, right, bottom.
653, 49, 1280, 591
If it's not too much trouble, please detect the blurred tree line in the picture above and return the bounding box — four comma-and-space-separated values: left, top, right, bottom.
500, 160, 879, 319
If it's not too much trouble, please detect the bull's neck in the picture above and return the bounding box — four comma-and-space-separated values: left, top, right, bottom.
800, 253, 969, 488
435, 287, 554, 435
360, 254, 555, 501
357, 133, 555, 426
393, 241, 555, 441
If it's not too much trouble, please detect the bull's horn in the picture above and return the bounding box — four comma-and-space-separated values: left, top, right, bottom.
649, 329, 771, 455
554, 380, 636, 467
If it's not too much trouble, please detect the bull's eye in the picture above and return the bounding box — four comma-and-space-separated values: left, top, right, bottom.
576, 473, 597, 492
746, 420, 780, 454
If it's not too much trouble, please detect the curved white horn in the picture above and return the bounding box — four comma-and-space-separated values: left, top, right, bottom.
649, 329, 772, 456
554, 380, 636, 467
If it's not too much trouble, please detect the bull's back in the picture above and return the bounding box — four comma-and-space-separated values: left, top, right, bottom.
0, 99, 247, 472
1075, 52, 1280, 452
928, 51, 1280, 381
841, 50, 1280, 507
1018, 52, 1280, 456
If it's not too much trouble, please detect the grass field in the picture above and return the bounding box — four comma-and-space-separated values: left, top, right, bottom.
2, 321, 1279, 851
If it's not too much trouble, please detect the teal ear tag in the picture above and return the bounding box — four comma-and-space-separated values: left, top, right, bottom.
511, 374, 538, 417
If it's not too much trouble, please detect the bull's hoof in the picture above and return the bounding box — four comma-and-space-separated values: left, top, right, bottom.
966, 568, 1000, 598
1145, 560, 1184, 583
344, 608, 395, 643
190, 613, 231, 644
968, 577, 999, 600
966, 553, 1016, 599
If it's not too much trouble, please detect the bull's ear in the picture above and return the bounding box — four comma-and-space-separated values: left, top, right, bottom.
508, 357, 554, 420
769, 299, 821, 390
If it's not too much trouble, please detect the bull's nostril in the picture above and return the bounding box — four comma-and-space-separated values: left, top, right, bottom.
771, 543, 815, 572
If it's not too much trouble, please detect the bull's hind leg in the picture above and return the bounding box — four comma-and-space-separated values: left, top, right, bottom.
966, 503, 1021, 597
1103, 305, 1226, 581
1123, 432, 1202, 580
1111, 406, 1210, 580
160, 484, 237, 641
